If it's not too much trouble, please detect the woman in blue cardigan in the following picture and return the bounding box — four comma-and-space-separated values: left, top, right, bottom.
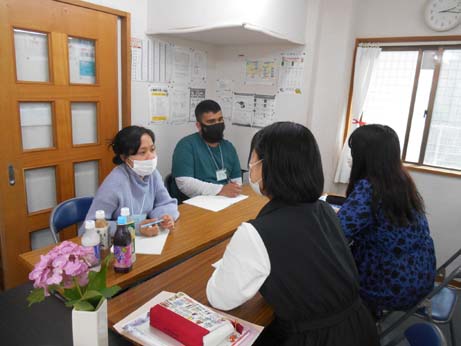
338, 124, 436, 318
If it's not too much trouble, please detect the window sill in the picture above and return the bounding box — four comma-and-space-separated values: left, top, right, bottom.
404, 163, 461, 179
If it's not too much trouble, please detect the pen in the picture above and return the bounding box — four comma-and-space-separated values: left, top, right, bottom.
140, 219, 164, 228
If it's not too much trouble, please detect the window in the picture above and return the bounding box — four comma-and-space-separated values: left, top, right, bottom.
357, 43, 461, 172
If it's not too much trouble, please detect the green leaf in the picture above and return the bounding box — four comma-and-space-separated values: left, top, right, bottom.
73, 300, 95, 311
101, 285, 121, 299
63, 287, 81, 301
27, 288, 45, 307
81, 290, 103, 301
87, 265, 107, 292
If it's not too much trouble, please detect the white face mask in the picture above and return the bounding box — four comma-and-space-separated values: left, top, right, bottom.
249, 159, 263, 196
130, 157, 157, 177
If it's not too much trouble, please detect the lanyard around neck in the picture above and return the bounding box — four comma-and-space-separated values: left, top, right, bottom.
205, 142, 224, 171
130, 192, 147, 216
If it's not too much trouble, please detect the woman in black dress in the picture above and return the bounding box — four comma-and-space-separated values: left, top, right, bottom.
206, 122, 379, 346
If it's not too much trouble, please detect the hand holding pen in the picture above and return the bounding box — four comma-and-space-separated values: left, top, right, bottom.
139, 215, 175, 237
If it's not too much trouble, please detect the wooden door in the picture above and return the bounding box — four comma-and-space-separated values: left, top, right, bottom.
0, 0, 120, 288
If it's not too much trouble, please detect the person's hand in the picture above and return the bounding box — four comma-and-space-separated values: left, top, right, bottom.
160, 214, 175, 231
218, 182, 242, 197
139, 218, 160, 237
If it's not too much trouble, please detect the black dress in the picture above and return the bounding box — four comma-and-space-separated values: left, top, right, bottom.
249, 199, 379, 346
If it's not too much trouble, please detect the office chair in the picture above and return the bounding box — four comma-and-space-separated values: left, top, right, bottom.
164, 173, 173, 195
404, 323, 447, 346
379, 255, 461, 346
49, 196, 93, 243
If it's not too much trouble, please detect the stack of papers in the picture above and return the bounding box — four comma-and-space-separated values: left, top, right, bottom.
183, 195, 248, 212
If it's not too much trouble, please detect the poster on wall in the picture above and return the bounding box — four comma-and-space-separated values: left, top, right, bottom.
216, 79, 234, 120
169, 87, 190, 125
131, 36, 148, 81
278, 51, 306, 94
253, 94, 276, 128
244, 59, 276, 85
149, 38, 173, 83
191, 49, 207, 87
148, 85, 170, 124
171, 46, 191, 86
232, 93, 255, 127
189, 88, 206, 122
68, 38, 96, 84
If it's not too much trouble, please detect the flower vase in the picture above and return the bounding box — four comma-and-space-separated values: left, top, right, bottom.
72, 298, 108, 346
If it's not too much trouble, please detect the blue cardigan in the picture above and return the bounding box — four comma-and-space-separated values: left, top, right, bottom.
80, 164, 179, 235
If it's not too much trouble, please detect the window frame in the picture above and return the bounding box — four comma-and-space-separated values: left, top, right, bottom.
345, 36, 461, 178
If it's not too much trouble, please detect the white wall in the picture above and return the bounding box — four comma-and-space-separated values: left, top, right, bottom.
85, 0, 461, 269
309, 0, 461, 268
147, 0, 307, 44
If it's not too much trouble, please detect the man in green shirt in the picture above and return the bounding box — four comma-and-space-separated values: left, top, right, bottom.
171, 100, 242, 201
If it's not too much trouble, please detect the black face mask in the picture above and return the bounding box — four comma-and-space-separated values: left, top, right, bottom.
200, 122, 225, 143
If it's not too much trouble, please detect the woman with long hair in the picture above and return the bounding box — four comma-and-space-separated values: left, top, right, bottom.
207, 122, 379, 346
338, 124, 436, 317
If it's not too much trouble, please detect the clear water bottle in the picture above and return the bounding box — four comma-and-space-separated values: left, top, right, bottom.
82, 220, 101, 271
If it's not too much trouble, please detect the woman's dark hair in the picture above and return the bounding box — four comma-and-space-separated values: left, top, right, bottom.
347, 124, 425, 225
249, 122, 324, 203
111, 126, 155, 165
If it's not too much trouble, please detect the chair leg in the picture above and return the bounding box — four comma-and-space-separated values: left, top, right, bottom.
449, 320, 456, 346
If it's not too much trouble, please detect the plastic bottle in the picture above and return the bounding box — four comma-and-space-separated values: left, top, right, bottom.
113, 215, 132, 273
82, 220, 101, 271
95, 210, 110, 250
120, 207, 136, 263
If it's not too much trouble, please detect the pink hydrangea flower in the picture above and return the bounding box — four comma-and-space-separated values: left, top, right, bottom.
28, 241, 94, 296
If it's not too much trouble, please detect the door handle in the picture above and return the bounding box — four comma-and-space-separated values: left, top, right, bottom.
8, 164, 15, 186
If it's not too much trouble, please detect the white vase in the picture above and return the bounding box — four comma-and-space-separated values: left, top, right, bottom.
72, 298, 108, 346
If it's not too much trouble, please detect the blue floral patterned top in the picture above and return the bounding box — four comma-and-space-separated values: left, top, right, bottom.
338, 179, 436, 314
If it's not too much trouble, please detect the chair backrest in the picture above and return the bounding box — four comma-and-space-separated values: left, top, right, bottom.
49, 196, 93, 243
404, 323, 446, 346
164, 173, 173, 194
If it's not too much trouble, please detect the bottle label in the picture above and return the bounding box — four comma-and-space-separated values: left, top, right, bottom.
127, 221, 136, 259
114, 244, 132, 268
93, 244, 101, 263
95, 226, 110, 250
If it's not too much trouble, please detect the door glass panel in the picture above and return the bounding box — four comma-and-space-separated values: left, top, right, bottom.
68, 37, 96, 84
20, 102, 54, 150
14, 29, 49, 82
74, 161, 99, 197
25, 167, 57, 213
30, 228, 54, 250
71, 103, 97, 145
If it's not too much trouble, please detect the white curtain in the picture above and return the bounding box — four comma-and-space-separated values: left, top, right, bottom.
334, 45, 382, 183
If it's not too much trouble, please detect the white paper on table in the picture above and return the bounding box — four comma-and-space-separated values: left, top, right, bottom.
114, 291, 263, 346
135, 229, 170, 255
183, 195, 248, 212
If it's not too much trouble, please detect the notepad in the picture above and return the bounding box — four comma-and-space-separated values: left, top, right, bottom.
135, 229, 170, 255
114, 291, 263, 346
183, 195, 248, 212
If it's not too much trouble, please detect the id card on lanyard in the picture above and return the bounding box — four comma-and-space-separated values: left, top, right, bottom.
206, 143, 228, 182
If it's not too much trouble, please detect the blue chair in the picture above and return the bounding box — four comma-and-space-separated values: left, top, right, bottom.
380, 262, 461, 346
49, 197, 93, 243
404, 323, 447, 346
